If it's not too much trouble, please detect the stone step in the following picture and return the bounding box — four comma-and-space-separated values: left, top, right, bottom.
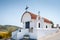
23, 35, 30, 40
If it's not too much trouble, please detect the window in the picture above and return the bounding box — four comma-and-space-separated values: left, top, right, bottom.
25, 22, 30, 29
38, 23, 40, 28
19, 30, 21, 32
46, 25, 47, 28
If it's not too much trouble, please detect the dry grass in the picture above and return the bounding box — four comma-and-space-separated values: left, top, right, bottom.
0, 25, 21, 39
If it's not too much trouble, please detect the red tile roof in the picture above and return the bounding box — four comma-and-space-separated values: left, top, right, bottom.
44, 18, 52, 24
27, 12, 37, 19
21, 11, 52, 24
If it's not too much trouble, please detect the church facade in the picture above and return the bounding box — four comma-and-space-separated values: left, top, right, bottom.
21, 11, 53, 29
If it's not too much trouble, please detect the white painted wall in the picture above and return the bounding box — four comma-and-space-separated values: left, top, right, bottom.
30, 19, 37, 28
17, 29, 37, 39
36, 17, 44, 28
22, 13, 31, 22
44, 22, 52, 28
22, 13, 31, 29
17, 29, 29, 40
29, 29, 37, 39
12, 28, 58, 40
12, 30, 19, 39
22, 13, 37, 29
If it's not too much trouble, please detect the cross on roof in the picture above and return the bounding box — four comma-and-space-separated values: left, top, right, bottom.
25, 6, 29, 11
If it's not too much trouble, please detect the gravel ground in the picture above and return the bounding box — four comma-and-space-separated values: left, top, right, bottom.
38, 30, 60, 40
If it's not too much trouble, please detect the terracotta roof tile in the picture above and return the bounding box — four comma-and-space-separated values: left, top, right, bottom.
28, 12, 37, 19
44, 18, 52, 24
27, 12, 52, 24
21, 11, 52, 24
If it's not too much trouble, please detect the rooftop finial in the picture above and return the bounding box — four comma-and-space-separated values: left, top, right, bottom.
25, 5, 29, 11
37, 11, 40, 20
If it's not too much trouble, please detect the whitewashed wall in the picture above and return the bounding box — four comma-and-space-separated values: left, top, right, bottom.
17, 29, 29, 40
29, 29, 37, 39
22, 13, 31, 22
40, 17, 44, 28
12, 29, 37, 40
22, 13, 31, 29
12, 28, 58, 40
36, 17, 44, 28
30, 19, 37, 28
44, 22, 52, 28
17, 29, 37, 39
12, 30, 19, 39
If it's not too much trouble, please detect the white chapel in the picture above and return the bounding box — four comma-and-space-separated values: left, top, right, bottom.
12, 10, 58, 40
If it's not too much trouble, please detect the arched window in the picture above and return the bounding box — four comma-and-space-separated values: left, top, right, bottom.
25, 22, 30, 29
38, 23, 40, 28
46, 25, 48, 28
19, 29, 21, 32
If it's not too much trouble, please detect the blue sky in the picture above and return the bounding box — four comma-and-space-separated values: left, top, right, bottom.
0, 0, 60, 27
